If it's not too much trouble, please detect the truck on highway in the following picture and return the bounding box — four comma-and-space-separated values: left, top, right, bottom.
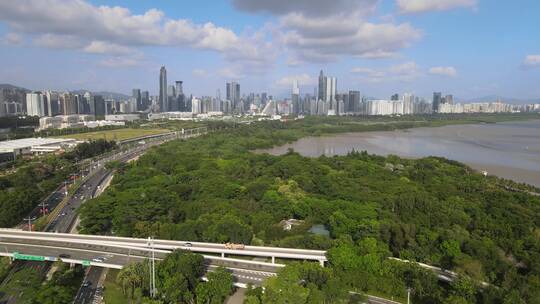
224, 243, 245, 250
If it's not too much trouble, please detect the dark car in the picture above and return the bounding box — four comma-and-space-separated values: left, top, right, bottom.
59, 253, 70, 258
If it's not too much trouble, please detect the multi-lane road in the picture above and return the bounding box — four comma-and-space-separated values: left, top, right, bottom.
0, 131, 192, 304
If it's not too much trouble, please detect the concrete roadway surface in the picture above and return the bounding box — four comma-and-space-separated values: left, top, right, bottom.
0, 241, 280, 287
73, 267, 102, 304
0, 138, 173, 303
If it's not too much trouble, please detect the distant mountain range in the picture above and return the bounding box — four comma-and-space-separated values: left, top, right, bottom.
0, 84, 29, 91
0, 84, 130, 100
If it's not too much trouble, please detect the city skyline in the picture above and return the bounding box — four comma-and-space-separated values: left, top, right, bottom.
0, 1, 539, 100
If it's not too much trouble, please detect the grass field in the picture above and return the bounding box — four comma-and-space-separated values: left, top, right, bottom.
61, 128, 170, 141
103, 269, 128, 304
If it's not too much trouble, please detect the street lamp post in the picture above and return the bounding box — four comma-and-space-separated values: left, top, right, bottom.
23, 217, 34, 231
147, 237, 157, 298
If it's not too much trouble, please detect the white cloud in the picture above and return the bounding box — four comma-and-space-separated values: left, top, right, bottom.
351, 61, 422, 82
33, 33, 85, 49
83, 41, 136, 55
218, 67, 245, 80
275, 73, 316, 87
98, 57, 140, 68
523, 55, 540, 67
2, 32, 22, 45
0, 0, 272, 68
192, 69, 209, 77
232, 0, 378, 17
279, 12, 421, 63
397, 0, 477, 13
429, 66, 458, 77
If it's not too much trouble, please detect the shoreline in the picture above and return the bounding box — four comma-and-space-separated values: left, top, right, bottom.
257, 120, 540, 188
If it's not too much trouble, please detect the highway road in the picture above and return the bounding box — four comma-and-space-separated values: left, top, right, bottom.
0, 131, 191, 304
0, 241, 280, 287
0, 230, 326, 262
73, 267, 102, 304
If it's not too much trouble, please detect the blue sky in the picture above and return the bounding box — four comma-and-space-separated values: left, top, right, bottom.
0, 0, 539, 100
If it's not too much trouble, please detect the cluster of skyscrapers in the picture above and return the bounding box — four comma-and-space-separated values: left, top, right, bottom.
25, 91, 107, 118
281, 70, 426, 116
1, 66, 539, 120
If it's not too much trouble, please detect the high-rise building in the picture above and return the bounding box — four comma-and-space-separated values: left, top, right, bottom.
141, 91, 150, 111
402, 93, 414, 115
59, 92, 77, 115
445, 94, 454, 105
349, 91, 361, 113
292, 79, 300, 115
318, 70, 325, 101
432, 92, 442, 112
26, 92, 45, 117
132, 89, 142, 111
317, 70, 336, 107
175, 81, 183, 96
326, 77, 336, 104
226, 82, 241, 112
1, 87, 26, 117
45, 91, 60, 117
74, 94, 90, 114
261, 92, 268, 108
159, 66, 167, 112
391, 94, 399, 101
91, 95, 106, 117
174, 81, 185, 111
167, 85, 177, 111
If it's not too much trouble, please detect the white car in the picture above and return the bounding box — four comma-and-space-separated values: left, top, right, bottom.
92, 257, 105, 262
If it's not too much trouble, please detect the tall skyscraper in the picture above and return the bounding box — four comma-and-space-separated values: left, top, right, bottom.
317, 70, 336, 106
159, 66, 167, 112
26, 92, 45, 117
432, 92, 442, 112
59, 92, 77, 115
402, 93, 414, 114
349, 91, 361, 113
175, 81, 183, 96
226, 82, 240, 112
91, 95, 106, 117
132, 89, 142, 111
445, 94, 454, 105
326, 77, 336, 104
318, 70, 325, 101
45, 90, 60, 116
292, 79, 300, 115
141, 91, 149, 110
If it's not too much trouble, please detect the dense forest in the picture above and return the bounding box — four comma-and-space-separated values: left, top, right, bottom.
77, 116, 540, 303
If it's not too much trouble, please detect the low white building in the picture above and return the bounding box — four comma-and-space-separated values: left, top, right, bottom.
148, 112, 194, 120
105, 114, 140, 122
0, 137, 78, 159
84, 120, 125, 128
39, 115, 95, 130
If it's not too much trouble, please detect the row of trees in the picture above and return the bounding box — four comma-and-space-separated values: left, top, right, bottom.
116, 250, 233, 303
79, 117, 540, 303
